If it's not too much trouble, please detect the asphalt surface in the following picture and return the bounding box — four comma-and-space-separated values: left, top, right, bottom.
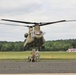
0, 60, 76, 74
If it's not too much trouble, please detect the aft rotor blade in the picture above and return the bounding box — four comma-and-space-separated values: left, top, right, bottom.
66, 20, 76, 22
40, 20, 76, 26
1, 19, 36, 24
0, 23, 29, 27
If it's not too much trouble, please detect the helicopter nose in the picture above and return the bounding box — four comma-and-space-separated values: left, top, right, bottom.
34, 31, 41, 35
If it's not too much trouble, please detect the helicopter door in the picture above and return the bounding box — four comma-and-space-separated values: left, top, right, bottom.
31, 31, 34, 38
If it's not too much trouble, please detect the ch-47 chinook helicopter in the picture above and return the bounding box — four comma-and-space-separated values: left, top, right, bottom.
1, 19, 76, 49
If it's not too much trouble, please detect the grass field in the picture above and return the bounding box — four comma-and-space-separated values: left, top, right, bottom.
0, 51, 76, 60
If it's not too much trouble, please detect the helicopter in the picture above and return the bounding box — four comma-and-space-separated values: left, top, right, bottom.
1, 19, 76, 49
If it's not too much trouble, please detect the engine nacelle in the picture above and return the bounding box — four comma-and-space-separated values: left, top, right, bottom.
24, 33, 28, 38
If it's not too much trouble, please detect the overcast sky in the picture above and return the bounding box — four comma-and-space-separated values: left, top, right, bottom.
0, 0, 76, 41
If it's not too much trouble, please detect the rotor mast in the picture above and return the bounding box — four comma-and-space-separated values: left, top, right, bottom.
34, 24, 40, 32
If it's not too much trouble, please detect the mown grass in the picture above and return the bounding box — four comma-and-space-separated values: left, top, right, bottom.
0, 51, 76, 60
40, 51, 76, 60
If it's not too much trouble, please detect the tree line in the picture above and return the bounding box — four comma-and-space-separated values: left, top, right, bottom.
0, 39, 76, 51
43, 39, 76, 51
0, 41, 24, 51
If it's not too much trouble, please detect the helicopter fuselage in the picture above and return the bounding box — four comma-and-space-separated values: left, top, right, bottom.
24, 25, 45, 48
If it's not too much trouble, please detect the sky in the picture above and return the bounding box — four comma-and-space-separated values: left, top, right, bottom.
0, 0, 76, 41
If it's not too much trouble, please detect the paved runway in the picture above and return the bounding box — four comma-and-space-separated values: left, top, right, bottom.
0, 74, 76, 75
0, 60, 76, 74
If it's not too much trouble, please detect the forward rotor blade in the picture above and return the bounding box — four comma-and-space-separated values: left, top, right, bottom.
40, 20, 66, 26
40, 20, 76, 26
1, 19, 36, 24
0, 23, 29, 27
